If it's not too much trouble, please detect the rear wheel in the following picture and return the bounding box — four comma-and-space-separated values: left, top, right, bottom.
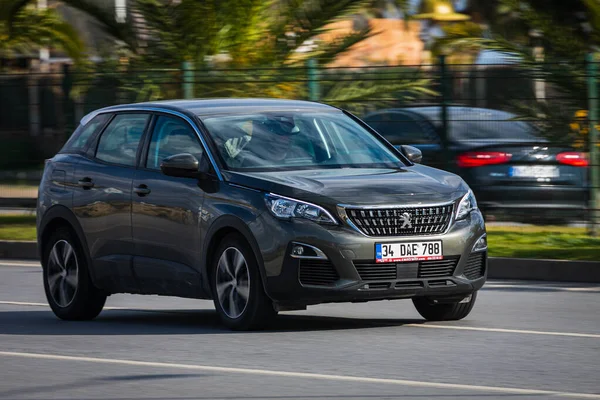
412, 291, 477, 321
210, 233, 276, 330
42, 226, 106, 320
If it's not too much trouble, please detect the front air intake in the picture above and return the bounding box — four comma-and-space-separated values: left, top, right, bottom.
298, 259, 339, 286
464, 251, 486, 280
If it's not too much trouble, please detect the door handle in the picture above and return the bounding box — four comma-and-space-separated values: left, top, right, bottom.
134, 185, 151, 196
77, 177, 94, 189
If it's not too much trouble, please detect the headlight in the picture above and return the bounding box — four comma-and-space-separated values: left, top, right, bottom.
455, 189, 478, 220
265, 193, 337, 225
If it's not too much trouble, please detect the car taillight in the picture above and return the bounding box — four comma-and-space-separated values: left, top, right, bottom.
456, 152, 512, 168
556, 152, 588, 167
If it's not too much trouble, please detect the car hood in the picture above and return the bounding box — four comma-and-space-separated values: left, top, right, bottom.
224, 166, 467, 207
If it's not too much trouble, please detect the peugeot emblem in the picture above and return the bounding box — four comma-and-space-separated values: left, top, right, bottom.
400, 212, 412, 228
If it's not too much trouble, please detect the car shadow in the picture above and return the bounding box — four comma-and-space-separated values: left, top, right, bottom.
0, 308, 426, 335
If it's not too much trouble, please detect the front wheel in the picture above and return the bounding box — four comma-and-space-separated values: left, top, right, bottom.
412, 291, 477, 321
210, 233, 276, 330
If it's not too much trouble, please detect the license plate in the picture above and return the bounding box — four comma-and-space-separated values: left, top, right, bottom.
509, 165, 559, 178
376, 241, 443, 263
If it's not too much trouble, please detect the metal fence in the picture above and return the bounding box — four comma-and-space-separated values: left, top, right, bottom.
1, 57, 598, 228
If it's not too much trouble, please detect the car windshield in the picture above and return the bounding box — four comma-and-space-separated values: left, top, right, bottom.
200, 110, 406, 171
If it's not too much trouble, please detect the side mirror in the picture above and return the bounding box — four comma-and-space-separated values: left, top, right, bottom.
160, 153, 201, 178
400, 145, 422, 164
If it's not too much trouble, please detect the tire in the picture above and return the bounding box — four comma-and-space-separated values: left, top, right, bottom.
42, 226, 107, 320
412, 291, 477, 321
210, 233, 276, 330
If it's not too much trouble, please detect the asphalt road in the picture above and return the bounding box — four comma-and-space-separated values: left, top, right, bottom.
0, 260, 599, 400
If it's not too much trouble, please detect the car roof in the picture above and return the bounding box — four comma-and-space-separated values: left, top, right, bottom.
81, 98, 336, 125
365, 106, 519, 124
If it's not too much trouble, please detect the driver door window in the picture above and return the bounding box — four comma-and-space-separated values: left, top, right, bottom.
146, 115, 204, 170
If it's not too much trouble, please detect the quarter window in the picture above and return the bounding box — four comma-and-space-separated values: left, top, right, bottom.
146, 115, 204, 170
96, 114, 149, 166
61, 114, 110, 153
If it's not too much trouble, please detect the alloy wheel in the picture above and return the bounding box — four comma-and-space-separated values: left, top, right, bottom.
47, 240, 79, 308
215, 247, 250, 319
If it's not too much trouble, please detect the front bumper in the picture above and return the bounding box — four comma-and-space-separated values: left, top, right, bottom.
251, 208, 487, 307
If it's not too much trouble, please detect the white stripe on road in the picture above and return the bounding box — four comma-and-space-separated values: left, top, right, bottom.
405, 323, 600, 339
0, 350, 598, 399
0, 301, 47, 307
1, 300, 599, 339
485, 283, 600, 292
0, 301, 129, 311
0, 261, 40, 268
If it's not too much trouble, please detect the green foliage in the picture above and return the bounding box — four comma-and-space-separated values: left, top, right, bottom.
0, 1, 84, 61
2, 0, 434, 108
433, 0, 599, 140
321, 68, 437, 115
486, 225, 600, 261
55, 0, 435, 107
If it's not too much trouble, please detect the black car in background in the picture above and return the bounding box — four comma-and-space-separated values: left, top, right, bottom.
362, 107, 589, 222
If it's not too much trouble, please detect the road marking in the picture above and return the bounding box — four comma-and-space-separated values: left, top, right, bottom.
484, 283, 600, 293
0, 351, 598, 399
0, 301, 129, 311
0, 301, 47, 307
0, 261, 40, 268
405, 324, 600, 338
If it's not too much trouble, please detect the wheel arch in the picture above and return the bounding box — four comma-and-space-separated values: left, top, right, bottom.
201, 215, 270, 299
38, 206, 96, 281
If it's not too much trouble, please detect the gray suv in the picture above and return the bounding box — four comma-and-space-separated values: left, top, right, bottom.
37, 99, 487, 330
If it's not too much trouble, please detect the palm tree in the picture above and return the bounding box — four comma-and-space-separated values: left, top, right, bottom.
431, 0, 599, 143
59, 0, 435, 108
0, 0, 85, 63
3, 0, 436, 110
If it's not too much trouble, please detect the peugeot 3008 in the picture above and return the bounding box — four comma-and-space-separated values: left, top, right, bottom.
37, 99, 487, 330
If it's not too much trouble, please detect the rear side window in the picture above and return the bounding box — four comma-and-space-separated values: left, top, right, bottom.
366, 112, 438, 145
95, 113, 150, 166
61, 114, 110, 153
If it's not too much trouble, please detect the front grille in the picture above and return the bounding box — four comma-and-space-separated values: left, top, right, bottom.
299, 259, 339, 286
464, 251, 486, 280
418, 256, 460, 278
354, 262, 397, 281
345, 204, 454, 237
354, 257, 459, 281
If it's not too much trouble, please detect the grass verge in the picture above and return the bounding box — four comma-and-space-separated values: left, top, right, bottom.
486, 226, 600, 261
0, 215, 598, 261
0, 215, 37, 241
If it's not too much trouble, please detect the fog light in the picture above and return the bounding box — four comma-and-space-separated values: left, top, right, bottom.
472, 234, 487, 252
290, 242, 327, 259
459, 294, 472, 304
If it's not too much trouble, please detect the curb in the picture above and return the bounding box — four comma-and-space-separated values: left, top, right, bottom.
0, 198, 37, 208
488, 257, 600, 283
0, 241, 38, 260
0, 241, 598, 283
